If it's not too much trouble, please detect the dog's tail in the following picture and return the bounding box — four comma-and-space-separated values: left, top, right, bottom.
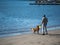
32, 28, 35, 32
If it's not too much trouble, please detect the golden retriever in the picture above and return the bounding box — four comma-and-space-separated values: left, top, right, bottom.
32, 25, 40, 34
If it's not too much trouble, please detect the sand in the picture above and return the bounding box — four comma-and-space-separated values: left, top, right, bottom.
0, 30, 60, 45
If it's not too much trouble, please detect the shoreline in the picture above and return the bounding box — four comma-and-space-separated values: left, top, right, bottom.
0, 28, 60, 38
0, 29, 60, 38
0, 29, 60, 45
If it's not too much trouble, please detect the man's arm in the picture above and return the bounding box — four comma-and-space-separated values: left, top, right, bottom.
41, 17, 44, 24
47, 18, 48, 22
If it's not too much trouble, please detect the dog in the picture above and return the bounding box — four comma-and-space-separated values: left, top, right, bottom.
32, 25, 40, 34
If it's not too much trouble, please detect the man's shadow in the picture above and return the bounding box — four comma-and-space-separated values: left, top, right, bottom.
38, 33, 60, 38
48, 33, 60, 38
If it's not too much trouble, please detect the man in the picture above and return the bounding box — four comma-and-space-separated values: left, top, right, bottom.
41, 15, 48, 35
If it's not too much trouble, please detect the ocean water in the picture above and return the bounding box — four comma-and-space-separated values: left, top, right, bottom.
0, 1, 60, 37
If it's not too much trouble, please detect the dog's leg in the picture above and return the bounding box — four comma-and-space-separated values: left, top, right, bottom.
34, 30, 36, 34
37, 30, 39, 34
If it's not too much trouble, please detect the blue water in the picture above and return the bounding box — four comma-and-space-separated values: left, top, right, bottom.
0, 1, 60, 37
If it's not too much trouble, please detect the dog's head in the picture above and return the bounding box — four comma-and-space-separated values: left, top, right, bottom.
37, 25, 39, 28
37, 25, 41, 28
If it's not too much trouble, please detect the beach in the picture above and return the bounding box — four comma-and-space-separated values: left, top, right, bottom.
0, 1, 60, 45
0, 30, 60, 45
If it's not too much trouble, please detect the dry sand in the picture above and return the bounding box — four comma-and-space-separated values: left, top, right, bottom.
0, 30, 60, 45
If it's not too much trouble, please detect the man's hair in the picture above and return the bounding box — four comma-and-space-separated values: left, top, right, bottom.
43, 15, 46, 17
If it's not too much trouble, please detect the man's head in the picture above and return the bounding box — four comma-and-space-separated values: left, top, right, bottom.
43, 15, 46, 17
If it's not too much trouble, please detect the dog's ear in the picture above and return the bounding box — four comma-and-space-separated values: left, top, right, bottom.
37, 25, 39, 27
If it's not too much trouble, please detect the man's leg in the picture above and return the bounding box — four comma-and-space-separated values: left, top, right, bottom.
42, 24, 45, 35
45, 26, 48, 35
